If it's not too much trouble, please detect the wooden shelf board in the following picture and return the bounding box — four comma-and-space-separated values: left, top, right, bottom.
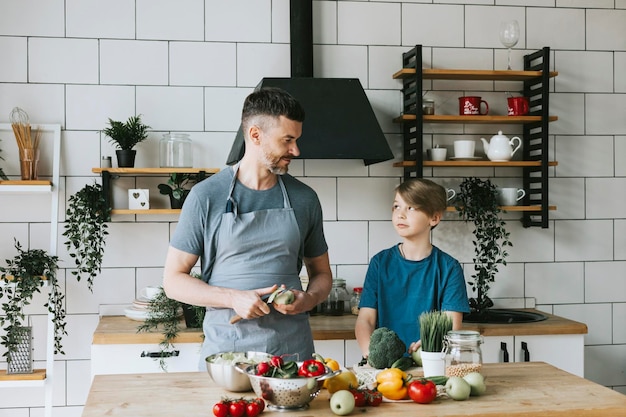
111, 209, 181, 215
393, 114, 558, 124
393, 68, 559, 81
0, 180, 52, 192
0, 368, 46, 381
446, 205, 556, 212
92, 167, 220, 174
394, 160, 558, 168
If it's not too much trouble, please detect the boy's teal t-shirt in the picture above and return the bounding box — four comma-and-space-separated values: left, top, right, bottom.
359, 245, 470, 349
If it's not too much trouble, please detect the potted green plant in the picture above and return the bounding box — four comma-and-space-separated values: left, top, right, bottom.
137, 274, 205, 370
455, 177, 512, 322
102, 115, 151, 167
0, 240, 63, 372
63, 182, 111, 291
158, 172, 206, 209
418, 310, 453, 377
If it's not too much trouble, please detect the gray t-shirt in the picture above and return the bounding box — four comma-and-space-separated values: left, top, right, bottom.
170, 166, 328, 282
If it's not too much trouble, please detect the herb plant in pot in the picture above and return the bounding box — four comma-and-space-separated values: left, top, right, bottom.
63, 182, 111, 291
102, 115, 151, 168
419, 310, 453, 377
0, 240, 63, 373
158, 172, 206, 209
455, 177, 512, 323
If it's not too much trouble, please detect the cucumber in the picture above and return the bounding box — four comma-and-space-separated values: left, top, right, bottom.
425, 375, 449, 385
390, 356, 414, 371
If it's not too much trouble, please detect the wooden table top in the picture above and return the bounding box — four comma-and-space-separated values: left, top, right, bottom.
82, 362, 626, 417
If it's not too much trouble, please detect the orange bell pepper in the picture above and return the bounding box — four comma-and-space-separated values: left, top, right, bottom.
375, 368, 411, 400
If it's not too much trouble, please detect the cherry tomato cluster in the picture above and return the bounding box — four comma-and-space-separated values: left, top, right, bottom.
212, 397, 265, 417
349, 388, 383, 407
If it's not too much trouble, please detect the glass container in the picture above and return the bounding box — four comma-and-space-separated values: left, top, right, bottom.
350, 287, 362, 315
323, 279, 351, 316
444, 330, 483, 377
422, 99, 435, 115
160, 133, 193, 168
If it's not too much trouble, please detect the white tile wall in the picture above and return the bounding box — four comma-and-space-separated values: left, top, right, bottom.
2, 2, 626, 413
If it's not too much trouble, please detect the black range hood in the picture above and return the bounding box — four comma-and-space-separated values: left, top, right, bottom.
226, 0, 394, 166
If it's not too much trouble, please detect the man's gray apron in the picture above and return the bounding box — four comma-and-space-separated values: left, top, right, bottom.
198, 165, 314, 367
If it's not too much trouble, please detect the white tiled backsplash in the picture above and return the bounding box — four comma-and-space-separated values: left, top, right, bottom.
1, 1, 625, 413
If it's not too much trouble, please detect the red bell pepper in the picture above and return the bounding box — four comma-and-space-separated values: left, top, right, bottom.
270, 355, 284, 368
298, 359, 326, 377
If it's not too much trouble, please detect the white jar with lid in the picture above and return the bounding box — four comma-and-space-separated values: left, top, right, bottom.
160, 133, 193, 168
444, 330, 483, 377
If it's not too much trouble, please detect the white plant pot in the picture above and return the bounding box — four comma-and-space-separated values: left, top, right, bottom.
420, 350, 445, 377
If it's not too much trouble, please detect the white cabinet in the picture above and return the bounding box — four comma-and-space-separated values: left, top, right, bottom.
91, 343, 202, 377
313, 340, 362, 368
483, 334, 584, 377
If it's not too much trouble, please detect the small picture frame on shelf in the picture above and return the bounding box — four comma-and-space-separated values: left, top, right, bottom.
128, 189, 149, 210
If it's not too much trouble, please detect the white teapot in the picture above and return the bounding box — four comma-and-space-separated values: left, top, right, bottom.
480, 131, 522, 162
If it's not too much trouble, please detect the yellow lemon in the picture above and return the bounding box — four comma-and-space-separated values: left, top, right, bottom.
324, 370, 358, 394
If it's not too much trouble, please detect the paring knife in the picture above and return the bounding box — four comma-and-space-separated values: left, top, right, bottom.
229, 286, 288, 324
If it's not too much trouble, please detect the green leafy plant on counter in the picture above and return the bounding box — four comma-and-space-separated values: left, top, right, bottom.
63, 182, 111, 291
0, 239, 65, 357
455, 177, 512, 321
137, 272, 205, 371
419, 310, 453, 353
102, 115, 150, 151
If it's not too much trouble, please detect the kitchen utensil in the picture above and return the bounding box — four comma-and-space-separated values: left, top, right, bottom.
205, 351, 272, 392
229, 286, 290, 324
459, 96, 489, 115
480, 131, 521, 161
235, 362, 340, 410
427, 147, 447, 161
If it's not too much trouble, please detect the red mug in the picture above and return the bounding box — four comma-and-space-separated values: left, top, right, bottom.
507, 96, 530, 116
459, 96, 489, 115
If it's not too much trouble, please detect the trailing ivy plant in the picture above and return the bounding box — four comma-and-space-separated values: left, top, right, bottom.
63, 182, 111, 291
455, 177, 512, 321
0, 137, 8, 180
0, 239, 65, 356
137, 273, 205, 371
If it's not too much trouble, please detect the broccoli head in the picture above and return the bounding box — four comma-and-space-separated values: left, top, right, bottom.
367, 327, 407, 369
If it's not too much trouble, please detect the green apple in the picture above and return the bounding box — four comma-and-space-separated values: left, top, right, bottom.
445, 376, 471, 401
273, 289, 295, 305
411, 347, 422, 367
330, 390, 355, 415
463, 372, 487, 396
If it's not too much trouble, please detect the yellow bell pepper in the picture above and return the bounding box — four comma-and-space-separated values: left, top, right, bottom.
324, 358, 340, 372
375, 368, 410, 400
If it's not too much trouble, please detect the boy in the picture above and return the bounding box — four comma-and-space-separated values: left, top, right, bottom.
355, 178, 469, 357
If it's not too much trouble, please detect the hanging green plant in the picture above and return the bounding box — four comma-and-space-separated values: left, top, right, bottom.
455, 177, 512, 321
63, 182, 111, 291
0, 239, 65, 355
0, 137, 8, 180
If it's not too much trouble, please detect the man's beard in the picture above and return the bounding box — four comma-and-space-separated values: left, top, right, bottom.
262, 149, 289, 175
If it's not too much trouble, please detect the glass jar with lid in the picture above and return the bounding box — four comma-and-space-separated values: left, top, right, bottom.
324, 279, 351, 316
444, 330, 483, 377
350, 287, 362, 315
160, 133, 193, 168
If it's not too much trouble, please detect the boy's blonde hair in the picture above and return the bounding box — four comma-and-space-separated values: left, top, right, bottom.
395, 178, 447, 217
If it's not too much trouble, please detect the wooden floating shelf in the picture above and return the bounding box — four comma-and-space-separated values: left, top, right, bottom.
92, 168, 220, 174
446, 205, 556, 212
394, 160, 558, 168
111, 209, 181, 215
0, 369, 46, 381
393, 68, 559, 81
393, 114, 558, 124
0, 180, 52, 192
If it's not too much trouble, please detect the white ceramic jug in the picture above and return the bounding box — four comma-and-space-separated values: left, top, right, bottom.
480, 131, 522, 162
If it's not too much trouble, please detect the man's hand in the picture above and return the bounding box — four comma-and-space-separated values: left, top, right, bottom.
230, 285, 278, 323
272, 289, 316, 315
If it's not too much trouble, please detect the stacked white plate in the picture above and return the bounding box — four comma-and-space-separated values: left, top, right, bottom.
124, 297, 152, 321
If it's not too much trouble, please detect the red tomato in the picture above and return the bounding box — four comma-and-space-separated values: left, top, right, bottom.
245, 401, 261, 417
365, 389, 383, 407
253, 398, 265, 413
407, 379, 437, 404
213, 402, 229, 417
350, 389, 367, 407
230, 400, 246, 417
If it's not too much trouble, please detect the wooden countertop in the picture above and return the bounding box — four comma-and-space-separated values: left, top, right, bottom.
82, 362, 626, 417
93, 310, 586, 345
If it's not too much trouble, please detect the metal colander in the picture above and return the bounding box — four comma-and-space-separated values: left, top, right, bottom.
236, 362, 340, 410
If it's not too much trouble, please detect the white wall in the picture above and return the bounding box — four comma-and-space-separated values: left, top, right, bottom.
0, 0, 625, 414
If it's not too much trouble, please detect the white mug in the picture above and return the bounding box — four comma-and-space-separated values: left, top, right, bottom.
428, 148, 447, 161
140, 286, 161, 300
454, 140, 475, 158
498, 188, 526, 206
446, 189, 456, 202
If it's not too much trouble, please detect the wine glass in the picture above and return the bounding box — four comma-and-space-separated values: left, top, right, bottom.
499, 20, 520, 70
